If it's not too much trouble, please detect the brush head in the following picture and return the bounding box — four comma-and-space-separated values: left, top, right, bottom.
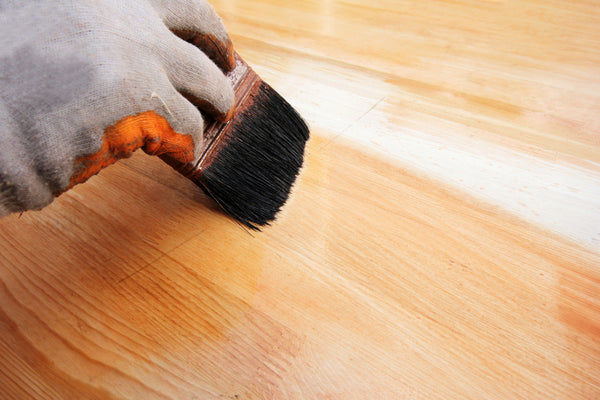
162, 53, 309, 229
199, 81, 309, 229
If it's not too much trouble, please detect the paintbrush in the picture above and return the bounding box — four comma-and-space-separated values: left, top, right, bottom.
160, 52, 309, 230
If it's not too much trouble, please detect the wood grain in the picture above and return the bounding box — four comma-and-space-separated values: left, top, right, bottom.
1, 1, 599, 399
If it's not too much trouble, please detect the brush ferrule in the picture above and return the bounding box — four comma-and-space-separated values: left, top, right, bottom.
194, 54, 262, 174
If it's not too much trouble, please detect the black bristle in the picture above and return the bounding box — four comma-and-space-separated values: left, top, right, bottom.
199, 83, 309, 230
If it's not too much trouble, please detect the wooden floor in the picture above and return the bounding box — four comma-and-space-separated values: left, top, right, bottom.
1, 1, 599, 399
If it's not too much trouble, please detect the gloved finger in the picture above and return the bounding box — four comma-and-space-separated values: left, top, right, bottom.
160, 35, 235, 123
150, 0, 235, 72
145, 84, 206, 160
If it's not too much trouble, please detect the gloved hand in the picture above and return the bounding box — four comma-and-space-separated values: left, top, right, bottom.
0, 0, 236, 216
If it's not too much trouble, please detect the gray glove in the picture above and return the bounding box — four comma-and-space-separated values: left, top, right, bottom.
0, 0, 236, 216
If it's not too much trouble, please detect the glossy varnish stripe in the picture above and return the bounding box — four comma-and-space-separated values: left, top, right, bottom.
217, 0, 600, 249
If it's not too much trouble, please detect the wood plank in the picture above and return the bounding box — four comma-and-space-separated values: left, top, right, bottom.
1, 0, 599, 399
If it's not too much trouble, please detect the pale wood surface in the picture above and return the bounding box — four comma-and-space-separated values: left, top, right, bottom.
1, 1, 600, 399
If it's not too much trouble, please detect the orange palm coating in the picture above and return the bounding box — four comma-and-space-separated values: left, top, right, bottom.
68, 111, 195, 189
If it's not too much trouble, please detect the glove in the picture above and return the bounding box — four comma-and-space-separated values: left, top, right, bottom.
0, 0, 236, 216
